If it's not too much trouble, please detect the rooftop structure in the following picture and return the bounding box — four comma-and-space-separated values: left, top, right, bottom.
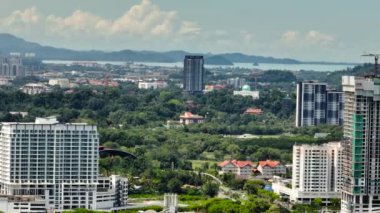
179, 112, 205, 125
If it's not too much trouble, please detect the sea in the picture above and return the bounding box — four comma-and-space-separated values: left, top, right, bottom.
43, 60, 356, 72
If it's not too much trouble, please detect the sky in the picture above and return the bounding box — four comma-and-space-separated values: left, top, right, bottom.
0, 0, 379, 62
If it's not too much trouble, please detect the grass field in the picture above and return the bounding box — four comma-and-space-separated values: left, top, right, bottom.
190, 160, 218, 169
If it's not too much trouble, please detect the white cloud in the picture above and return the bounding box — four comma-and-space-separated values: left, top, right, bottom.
5, 6, 40, 25
281, 30, 299, 43
306, 30, 335, 44
179, 21, 201, 36
0, 0, 200, 39
281, 30, 335, 46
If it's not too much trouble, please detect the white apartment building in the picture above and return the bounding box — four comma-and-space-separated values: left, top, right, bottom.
0, 117, 128, 213
292, 142, 342, 203
273, 142, 342, 204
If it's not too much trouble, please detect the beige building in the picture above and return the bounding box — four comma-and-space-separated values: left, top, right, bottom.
257, 160, 286, 176
218, 160, 254, 178
179, 112, 205, 125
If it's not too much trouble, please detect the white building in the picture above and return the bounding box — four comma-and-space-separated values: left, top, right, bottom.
138, 81, 167, 89
0, 117, 128, 212
273, 142, 342, 204
233, 85, 259, 100
20, 83, 49, 95
48, 78, 71, 88
96, 175, 128, 211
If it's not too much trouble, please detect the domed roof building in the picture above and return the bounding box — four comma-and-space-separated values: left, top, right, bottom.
233, 84, 259, 100
242, 84, 251, 91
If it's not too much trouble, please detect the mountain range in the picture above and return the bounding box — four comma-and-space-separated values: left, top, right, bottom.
0, 33, 350, 65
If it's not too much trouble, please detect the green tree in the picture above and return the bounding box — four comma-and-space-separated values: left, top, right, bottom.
243, 180, 265, 194
202, 181, 219, 197
312, 198, 323, 208
330, 198, 341, 208
167, 178, 183, 194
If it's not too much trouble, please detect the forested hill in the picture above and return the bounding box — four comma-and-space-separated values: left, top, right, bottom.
0, 33, 300, 64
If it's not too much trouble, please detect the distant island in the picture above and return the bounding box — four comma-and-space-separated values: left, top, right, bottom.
0, 33, 356, 66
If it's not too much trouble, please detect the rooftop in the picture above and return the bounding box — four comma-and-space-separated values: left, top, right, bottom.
180, 112, 204, 119
219, 160, 254, 168
258, 160, 281, 168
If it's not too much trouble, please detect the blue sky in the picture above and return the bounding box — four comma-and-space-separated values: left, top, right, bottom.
0, 0, 379, 62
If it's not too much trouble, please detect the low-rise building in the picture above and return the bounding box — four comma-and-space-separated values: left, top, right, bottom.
204, 84, 225, 92
138, 81, 168, 89
96, 175, 128, 210
218, 160, 254, 178
20, 83, 49, 95
0, 77, 10, 86
257, 160, 286, 176
9, 111, 28, 118
233, 85, 259, 100
244, 108, 263, 115
179, 112, 205, 125
48, 78, 71, 88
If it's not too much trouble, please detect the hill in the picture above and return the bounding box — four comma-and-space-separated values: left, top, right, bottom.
0, 33, 303, 64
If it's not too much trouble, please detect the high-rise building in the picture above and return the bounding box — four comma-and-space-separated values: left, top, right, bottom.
227, 77, 246, 89
296, 81, 343, 127
0, 117, 128, 212
327, 91, 344, 125
341, 76, 380, 212
183, 55, 204, 93
291, 142, 343, 204
0, 56, 24, 78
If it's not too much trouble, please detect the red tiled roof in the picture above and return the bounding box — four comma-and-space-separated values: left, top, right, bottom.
218, 160, 254, 168
258, 160, 280, 168
244, 108, 263, 115
180, 112, 204, 119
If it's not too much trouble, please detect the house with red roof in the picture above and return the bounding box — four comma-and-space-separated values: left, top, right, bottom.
257, 160, 286, 176
244, 108, 263, 115
218, 160, 254, 178
179, 112, 205, 125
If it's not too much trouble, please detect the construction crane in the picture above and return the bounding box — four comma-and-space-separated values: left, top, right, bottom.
362, 53, 380, 76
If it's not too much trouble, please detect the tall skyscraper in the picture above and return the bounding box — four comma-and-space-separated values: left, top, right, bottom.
341, 76, 380, 212
0, 56, 24, 78
296, 81, 343, 127
183, 55, 204, 93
